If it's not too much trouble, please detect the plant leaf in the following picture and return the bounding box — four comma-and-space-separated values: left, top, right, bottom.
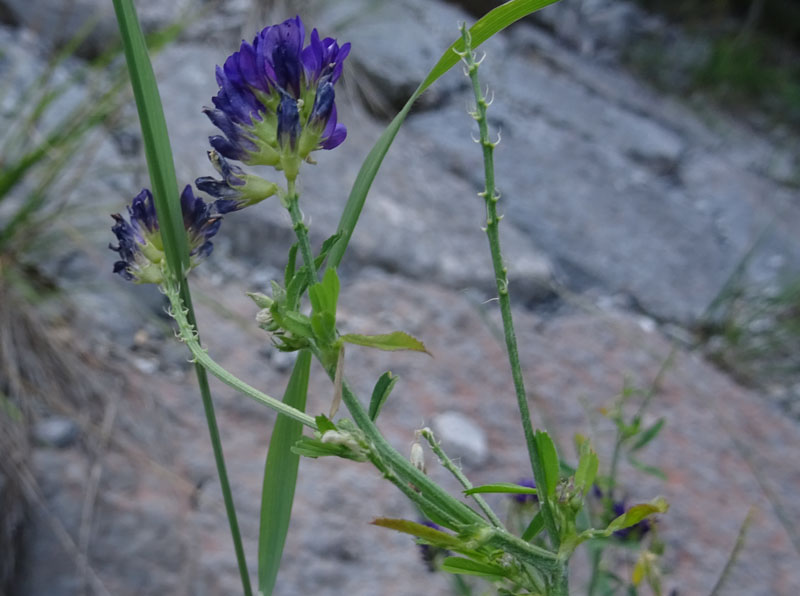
325, 0, 560, 272
606, 498, 669, 534
630, 418, 666, 452
440, 557, 513, 580
521, 511, 545, 542
258, 351, 311, 596
574, 441, 599, 494
315, 414, 338, 434
314, 232, 343, 269
535, 430, 559, 500
371, 518, 462, 549
627, 456, 667, 480
284, 243, 298, 288
368, 371, 398, 421
464, 483, 538, 496
341, 331, 429, 353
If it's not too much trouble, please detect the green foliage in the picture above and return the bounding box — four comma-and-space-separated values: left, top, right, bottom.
464, 483, 539, 497
368, 371, 398, 421
258, 352, 312, 596
695, 35, 800, 117
340, 331, 429, 353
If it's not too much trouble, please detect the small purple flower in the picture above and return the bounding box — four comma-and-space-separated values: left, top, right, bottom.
417, 520, 449, 572
512, 478, 539, 505
195, 151, 278, 214
206, 16, 350, 171
110, 186, 221, 283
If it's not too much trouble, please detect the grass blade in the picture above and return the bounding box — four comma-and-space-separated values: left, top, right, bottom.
111, 0, 188, 276
325, 0, 560, 270
258, 351, 312, 596
111, 2, 252, 594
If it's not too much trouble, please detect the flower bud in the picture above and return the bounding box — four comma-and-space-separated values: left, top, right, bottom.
410, 441, 426, 474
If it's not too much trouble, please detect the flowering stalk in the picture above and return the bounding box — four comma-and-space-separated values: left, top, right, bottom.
458, 26, 562, 556
111, 2, 253, 592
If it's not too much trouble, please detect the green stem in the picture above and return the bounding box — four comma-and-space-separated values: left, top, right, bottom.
608, 428, 624, 501
286, 179, 318, 287
459, 26, 560, 550
165, 281, 317, 429
419, 428, 504, 528
182, 282, 252, 596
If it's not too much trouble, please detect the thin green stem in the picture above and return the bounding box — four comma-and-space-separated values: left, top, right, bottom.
459, 26, 560, 550
182, 282, 252, 596
607, 434, 623, 501
164, 281, 317, 429
419, 428, 504, 528
709, 507, 755, 596
286, 179, 318, 286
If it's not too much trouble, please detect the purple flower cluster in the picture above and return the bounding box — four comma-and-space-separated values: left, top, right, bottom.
206, 17, 350, 167
110, 187, 220, 284
111, 16, 350, 278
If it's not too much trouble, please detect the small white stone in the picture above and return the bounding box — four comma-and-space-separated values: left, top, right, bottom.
432, 411, 488, 467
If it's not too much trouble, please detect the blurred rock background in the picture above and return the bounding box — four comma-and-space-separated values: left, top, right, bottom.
0, 0, 799, 594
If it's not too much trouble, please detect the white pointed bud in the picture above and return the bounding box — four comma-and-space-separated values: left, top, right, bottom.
410, 441, 426, 474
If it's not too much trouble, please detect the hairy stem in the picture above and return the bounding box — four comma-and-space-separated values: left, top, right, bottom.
459, 26, 560, 550
419, 428, 504, 528
286, 179, 318, 287
165, 281, 317, 429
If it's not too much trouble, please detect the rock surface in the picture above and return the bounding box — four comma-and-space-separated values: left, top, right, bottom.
3, 0, 800, 594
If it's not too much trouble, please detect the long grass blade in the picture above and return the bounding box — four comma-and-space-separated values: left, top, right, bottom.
111, 2, 252, 594
325, 0, 559, 269
258, 351, 312, 596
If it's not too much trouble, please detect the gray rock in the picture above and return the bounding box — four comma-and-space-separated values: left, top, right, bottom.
0, 0, 251, 56
402, 30, 800, 324
32, 417, 80, 448
313, 0, 505, 113
432, 410, 489, 467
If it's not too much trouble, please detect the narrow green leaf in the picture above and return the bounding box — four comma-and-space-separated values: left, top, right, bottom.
606, 498, 669, 534
574, 441, 599, 494
630, 418, 666, 452
325, 0, 560, 271
521, 511, 545, 542
309, 268, 340, 317
291, 437, 355, 459
258, 351, 311, 596
112, 0, 188, 278
341, 331, 429, 354
314, 232, 343, 269
535, 431, 559, 500
464, 483, 539, 496
627, 456, 667, 480
371, 518, 463, 549
368, 371, 398, 421
315, 414, 338, 433
284, 243, 299, 288
440, 557, 512, 580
